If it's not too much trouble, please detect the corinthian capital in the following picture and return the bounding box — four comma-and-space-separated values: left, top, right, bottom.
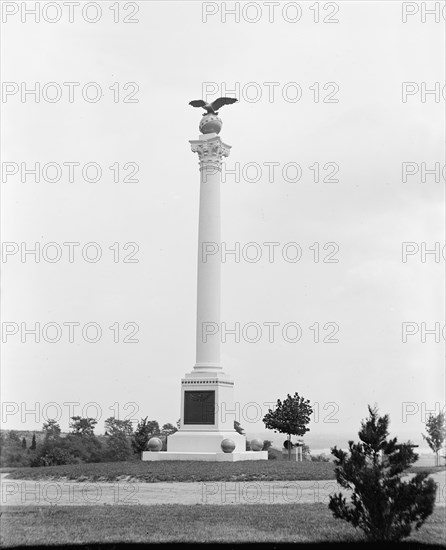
190, 136, 231, 172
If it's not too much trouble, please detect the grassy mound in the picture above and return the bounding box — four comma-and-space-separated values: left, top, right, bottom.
4, 459, 336, 482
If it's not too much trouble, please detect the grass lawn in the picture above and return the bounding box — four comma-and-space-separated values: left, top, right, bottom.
4, 460, 336, 483
1, 504, 444, 546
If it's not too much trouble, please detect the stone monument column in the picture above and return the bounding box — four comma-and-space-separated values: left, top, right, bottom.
142, 106, 267, 460
166, 113, 245, 452
190, 116, 231, 372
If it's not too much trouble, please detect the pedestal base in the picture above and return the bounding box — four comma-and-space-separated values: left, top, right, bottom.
142, 451, 268, 462
167, 430, 246, 452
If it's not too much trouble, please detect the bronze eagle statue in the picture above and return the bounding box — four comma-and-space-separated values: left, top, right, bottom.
189, 97, 238, 115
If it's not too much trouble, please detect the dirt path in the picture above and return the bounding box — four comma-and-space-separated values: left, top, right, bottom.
1, 472, 444, 507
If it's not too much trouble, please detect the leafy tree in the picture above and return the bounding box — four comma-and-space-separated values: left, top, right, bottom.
69, 416, 98, 437
66, 416, 103, 461
262, 440, 272, 451
64, 434, 103, 463
8, 430, 20, 443
32, 421, 75, 467
0, 431, 31, 467
30, 434, 37, 450
131, 417, 160, 455
105, 432, 132, 461
161, 423, 177, 437
263, 392, 313, 460
21, 437, 27, 449
104, 417, 133, 461
42, 419, 61, 441
329, 405, 437, 542
105, 417, 133, 436
422, 412, 445, 467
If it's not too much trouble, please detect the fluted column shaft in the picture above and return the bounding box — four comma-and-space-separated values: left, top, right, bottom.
190, 134, 231, 372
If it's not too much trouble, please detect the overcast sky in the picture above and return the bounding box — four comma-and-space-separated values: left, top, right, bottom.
1, 1, 444, 449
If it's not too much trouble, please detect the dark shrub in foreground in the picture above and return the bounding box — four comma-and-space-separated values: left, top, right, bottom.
329, 405, 437, 542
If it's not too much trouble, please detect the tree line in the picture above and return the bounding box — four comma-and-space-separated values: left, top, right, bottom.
2, 392, 444, 470
0, 416, 178, 467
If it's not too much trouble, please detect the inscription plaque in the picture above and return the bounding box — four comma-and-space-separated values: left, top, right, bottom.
184, 390, 215, 425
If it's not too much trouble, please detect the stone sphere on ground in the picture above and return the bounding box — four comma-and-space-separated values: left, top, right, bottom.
147, 437, 163, 452
199, 114, 222, 135
250, 439, 263, 451
221, 438, 235, 453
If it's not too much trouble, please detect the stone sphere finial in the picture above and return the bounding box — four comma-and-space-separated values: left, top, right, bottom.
221, 438, 235, 453
250, 439, 263, 451
147, 437, 163, 452
200, 114, 222, 135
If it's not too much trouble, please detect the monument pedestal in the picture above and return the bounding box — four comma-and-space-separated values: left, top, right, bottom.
142, 370, 267, 461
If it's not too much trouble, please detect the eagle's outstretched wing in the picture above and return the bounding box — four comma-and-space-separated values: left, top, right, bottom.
189, 100, 207, 108
211, 97, 238, 111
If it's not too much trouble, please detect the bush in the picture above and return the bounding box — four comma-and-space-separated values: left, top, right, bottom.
1, 449, 32, 468
64, 434, 104, 463
104, 433, 133, 462
329, 405, 437, 542
267, 448, 281, 460
311, 453, 330, 462
31, 446, 78, 467
0, 435, 33, 467
132, 418, 160, 455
